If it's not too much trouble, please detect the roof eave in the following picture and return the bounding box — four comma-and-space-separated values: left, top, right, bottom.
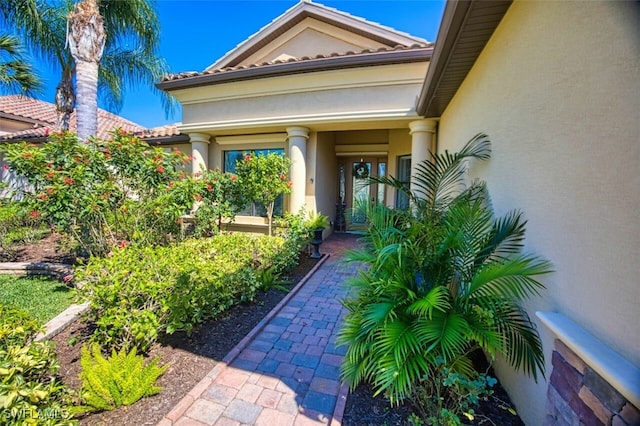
416, 0, 512, 118
158, 47, 433, 92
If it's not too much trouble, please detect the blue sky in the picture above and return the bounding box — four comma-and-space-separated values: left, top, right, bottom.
32, 0, 446, 129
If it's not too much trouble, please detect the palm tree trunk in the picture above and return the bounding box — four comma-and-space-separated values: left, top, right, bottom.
74, 60, 99, 139
67, 0, 105, 141
54, 74, 74, 131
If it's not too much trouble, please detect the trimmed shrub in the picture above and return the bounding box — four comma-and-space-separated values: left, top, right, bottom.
76, 233, 299, 353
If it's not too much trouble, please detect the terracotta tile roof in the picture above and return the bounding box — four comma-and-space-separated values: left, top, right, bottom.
0, 95, 58, 125
0, 95, 146, 141
136, 123, 182, 139
162, 43, 432, 83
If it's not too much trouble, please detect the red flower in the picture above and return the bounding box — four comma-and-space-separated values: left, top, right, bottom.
280, 173, 286, 180
2, 164, 8, 170
29, 211, 41, 219
44, 128, 50, 136
287, 181, 293, 187
245, 155, 251, 161
63, 274, 74, 283
119, 129, 127, 135
63, 177, 74, 185
156, 166, 165, 173
46, 187, 54, 194
45, 172, 55, 179
206, 184, 213, 192
104, 152, 111, 159
119, 240, 128, 248
194, 194, 203, 202
230, 175, 237, 182
37, 193, 49, 201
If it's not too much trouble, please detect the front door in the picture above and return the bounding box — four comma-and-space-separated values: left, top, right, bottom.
338, 157, 387, 231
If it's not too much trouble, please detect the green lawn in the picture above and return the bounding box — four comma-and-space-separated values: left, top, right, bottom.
0, 275, 76, 323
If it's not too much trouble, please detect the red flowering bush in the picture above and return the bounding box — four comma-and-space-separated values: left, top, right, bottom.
235, 152, 292, 235
0, 130, 194, 256
192, 169, 247, 236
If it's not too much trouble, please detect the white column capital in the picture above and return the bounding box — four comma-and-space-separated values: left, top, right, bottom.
189, 132, 211, 144
409, 119, 437, 135
286, 127, 310, 140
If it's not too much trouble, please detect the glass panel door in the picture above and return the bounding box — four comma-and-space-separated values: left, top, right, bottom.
339, 157, 387, 230
351, 161, 371, 224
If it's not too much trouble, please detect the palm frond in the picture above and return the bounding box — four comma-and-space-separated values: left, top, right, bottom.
405, 286, 451, 319
474, 210, 527, 267
492, 302, 545, 381
468, 255, 552, 300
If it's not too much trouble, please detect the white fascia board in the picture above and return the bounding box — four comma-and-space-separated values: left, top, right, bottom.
177, 108, 418, 134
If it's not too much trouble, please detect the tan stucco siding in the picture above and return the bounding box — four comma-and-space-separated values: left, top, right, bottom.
386, 129, 412, 208
182, 84, 420, 127
435, 1, 640, 424
0, 118, 34, 135
175, 63, 428, 133
241, 18, 390, 66
315, 132, 338, 228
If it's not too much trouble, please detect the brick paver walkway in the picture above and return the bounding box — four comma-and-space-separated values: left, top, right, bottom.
158, 234, 363, 426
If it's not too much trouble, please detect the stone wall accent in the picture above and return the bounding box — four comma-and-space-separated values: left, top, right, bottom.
545, 339, 640, 426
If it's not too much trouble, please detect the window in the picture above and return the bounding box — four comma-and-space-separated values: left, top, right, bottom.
223, 148, 285, 217
396, 155, 411, 210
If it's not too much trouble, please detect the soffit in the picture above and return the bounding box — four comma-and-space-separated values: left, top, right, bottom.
416, 0, 512, 117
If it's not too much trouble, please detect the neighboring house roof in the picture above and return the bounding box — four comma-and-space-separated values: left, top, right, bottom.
0, 95, 58, 126
0, 95, 177, 143
158, 0, 433, 92
416, 0, 512, 117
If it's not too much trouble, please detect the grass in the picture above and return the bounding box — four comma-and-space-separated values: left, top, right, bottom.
0, 274, 76, 323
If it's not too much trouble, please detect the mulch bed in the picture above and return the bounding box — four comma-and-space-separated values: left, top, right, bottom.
12, 235, 525, 425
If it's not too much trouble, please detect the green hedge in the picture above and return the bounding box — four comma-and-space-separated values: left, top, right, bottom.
76, 233, 299, 353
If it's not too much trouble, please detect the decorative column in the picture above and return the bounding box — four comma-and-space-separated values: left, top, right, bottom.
409, 119, 437, 196
189, 133, 211, 176
286, 126, 309, 214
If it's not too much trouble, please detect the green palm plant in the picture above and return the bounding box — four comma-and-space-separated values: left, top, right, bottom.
337, 134, 552, 404
0, 34, 42, 95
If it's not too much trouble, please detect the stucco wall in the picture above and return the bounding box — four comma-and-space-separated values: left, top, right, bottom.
387, 129, 412, 208
241, 18, 388, 66
435, 1, 640, 424
315, 132, 338, 230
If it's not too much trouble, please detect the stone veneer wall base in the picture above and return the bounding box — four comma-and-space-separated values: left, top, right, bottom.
538, 312, 640, 426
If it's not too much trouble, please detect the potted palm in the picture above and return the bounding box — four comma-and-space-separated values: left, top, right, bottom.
306, 211, 330, 258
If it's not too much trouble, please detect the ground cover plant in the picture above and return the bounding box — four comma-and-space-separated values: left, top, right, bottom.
0, 305, 76, 425
338, 134, 552, 424
0, 274, 75, 323
77, 344, 166, 412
